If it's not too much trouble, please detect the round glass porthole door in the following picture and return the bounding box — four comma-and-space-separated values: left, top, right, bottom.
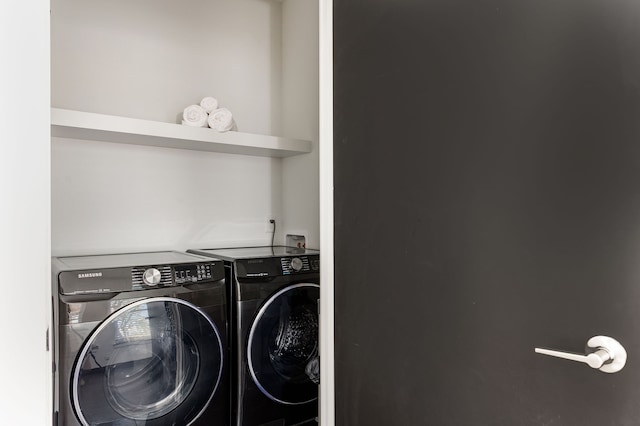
72, 297, 223, 426
248, 283, 320, 405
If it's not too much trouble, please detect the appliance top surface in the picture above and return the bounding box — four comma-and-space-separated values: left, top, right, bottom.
190, 246, 320, 261
54, 251, 217, 271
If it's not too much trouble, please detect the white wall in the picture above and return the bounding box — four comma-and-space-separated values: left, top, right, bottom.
0, 1, 51, 423
281, 0, 320, 249
52, 140, 282, 254
51, 0, 282, 134
51, 0, 290, 255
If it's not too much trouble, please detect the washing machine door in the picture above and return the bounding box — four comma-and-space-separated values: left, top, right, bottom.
248, 283, 320, 405
71, 297, 223, 426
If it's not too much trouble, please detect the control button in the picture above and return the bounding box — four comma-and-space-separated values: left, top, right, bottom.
143, 268, 162, 286
291, 257, 304, 272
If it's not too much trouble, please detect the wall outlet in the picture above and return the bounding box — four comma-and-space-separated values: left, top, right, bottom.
265, 219, 276, 233
286, 234, 306, 249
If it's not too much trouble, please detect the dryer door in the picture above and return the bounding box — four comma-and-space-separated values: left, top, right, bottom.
71, 297, 223, 426
248, 283, 320, 405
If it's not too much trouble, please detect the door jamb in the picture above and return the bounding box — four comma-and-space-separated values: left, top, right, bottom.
319, 0, 335, 424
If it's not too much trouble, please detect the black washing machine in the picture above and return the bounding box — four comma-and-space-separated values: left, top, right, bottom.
187, 246, 320, 426
52, 251, 229, 426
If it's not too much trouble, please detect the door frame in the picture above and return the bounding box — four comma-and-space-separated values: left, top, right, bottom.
318, 0, 335, 425
1, 0, 52, 423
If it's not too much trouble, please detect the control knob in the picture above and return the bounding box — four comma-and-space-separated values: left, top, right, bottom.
143, 268, 162, 286
290, 257, 304, 272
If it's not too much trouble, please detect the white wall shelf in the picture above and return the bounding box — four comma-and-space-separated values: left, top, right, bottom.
51, 108, 313, 158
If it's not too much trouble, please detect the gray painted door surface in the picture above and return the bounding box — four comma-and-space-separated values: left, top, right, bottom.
334, 1, 640, 424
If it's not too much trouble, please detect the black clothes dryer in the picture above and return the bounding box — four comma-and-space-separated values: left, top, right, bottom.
187, 246, 320, 426
52, 251, 229, 426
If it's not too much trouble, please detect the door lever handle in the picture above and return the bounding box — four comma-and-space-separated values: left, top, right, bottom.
535, 335, 627, 373
535, 347, 610, 369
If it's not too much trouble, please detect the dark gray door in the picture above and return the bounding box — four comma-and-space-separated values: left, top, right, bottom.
334, 1, 640, 424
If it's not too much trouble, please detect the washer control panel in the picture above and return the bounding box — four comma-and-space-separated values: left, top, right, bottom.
131, 262, 221, 290
56, 254, 225, 296
174, 263, 215, 284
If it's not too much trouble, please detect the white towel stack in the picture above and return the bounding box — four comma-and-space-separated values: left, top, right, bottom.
181, 96, 236, 132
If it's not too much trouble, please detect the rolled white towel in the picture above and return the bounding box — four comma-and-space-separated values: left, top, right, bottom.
200, 96, 219, 113
182, 104, 209, 127
207, 108, 235, 132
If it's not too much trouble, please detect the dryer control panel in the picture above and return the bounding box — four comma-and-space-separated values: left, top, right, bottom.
235, 255, 320, 279
281, 255, 320, 275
